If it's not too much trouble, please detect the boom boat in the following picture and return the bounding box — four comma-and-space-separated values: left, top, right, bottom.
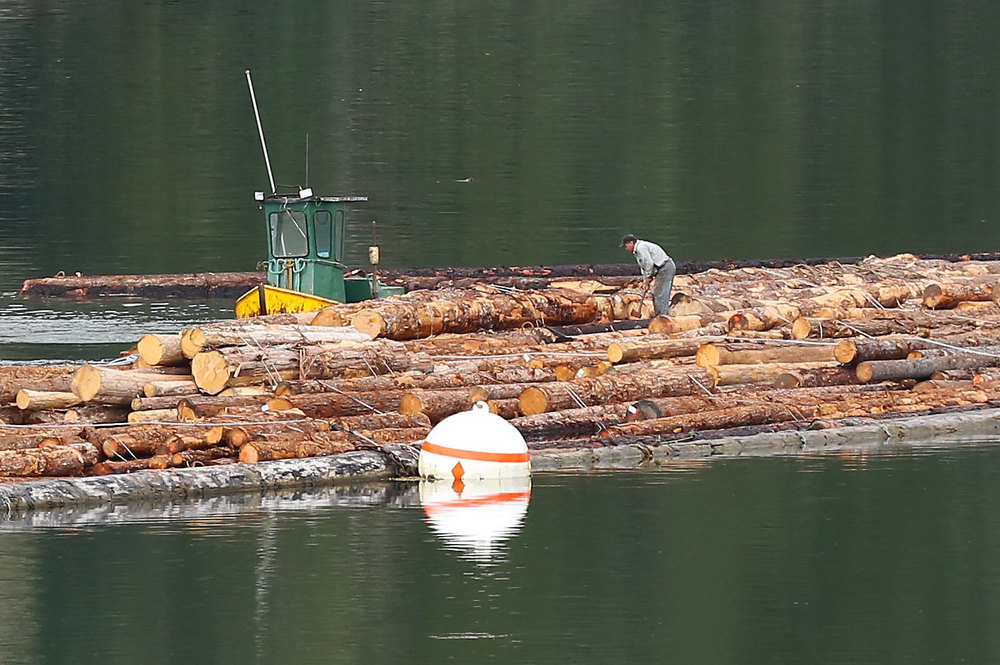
234, 70, 403, 318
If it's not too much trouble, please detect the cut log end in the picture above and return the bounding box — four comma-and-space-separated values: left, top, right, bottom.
772, 372, 802, 389
137, 334, 165, 366
695, 344, 721, 367
607, 342, 625, 364
71, 365, 102, 402
238, 444, 260, 464
921, 284, 945, 309
518, 387, 549, 416
855, 361, 875, 383
398, 393, 424, 415
834, 340, 859, 365
191, 351, 232, 395
350, 310, 387, 339
790, 317, 813, 340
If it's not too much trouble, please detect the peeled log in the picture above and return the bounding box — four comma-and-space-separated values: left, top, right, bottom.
351, 289, 600, 340
15, 390, 80, 411
180, 324, 371, 358
143, 379, 199, 398
71, 366, 175, 404
607, 338, 709, 364
709, 362, 837, 387
922, 282, 994, 309
0, 442, 101, 477
695, 343, 836, 367
137, 333, 186, 366
517, 367, 717, 416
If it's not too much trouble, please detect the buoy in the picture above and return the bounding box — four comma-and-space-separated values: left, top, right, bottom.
418, 401, 530, 481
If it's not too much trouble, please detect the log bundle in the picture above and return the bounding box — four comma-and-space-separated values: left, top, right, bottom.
5, 253, 1000, 481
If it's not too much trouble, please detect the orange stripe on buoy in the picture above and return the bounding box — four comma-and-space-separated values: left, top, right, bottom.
420, 441, 530, 464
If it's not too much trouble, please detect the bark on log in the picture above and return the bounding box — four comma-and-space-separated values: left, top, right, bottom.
238, 432, 358, 463
127, 408, 180, 424
856, 353, 1000, 383
0, 442, 101, 477
0, 366, 76, 404
351, 288, 601, 340
509, 403, 635, 441
517, 367, 717, 416
772, 367, 863, 389
19, 271, 264, 299
922, 282, 994, 309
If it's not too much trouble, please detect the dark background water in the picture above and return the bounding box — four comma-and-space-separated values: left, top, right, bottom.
2, 1, 1000, 296
2, 3, 1000, 662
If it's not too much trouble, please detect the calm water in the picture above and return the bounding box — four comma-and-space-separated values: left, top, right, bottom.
3, 2, 1000, 661
0, 449, 999, 665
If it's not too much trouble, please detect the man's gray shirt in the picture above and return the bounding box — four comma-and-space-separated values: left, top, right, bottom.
632, 239, 670, 279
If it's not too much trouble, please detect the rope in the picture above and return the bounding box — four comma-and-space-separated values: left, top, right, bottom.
317, 381, 386, 414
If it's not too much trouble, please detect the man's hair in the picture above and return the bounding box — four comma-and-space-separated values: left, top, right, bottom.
620, 233, 637, 247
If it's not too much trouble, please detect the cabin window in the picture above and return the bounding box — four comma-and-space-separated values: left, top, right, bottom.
269, 210, 308, 258
335, 209, 346, 262
315, 211, 332, 259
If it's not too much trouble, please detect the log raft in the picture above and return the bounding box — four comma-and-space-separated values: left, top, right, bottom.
6, 252, 1000, 509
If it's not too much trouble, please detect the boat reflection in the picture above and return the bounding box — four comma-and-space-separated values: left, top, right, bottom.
419, 476, 531, 564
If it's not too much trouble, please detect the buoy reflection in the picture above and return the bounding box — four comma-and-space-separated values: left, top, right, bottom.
420, 475, 531, 563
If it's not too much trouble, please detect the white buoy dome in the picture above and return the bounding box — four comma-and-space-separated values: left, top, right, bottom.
418, 402, 530, 481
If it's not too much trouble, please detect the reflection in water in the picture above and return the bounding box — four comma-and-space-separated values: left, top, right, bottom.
420, 476, 531, 564
0, 482, 421, 531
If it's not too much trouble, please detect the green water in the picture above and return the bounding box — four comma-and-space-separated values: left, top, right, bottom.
2, 450, 999, 665
2, 2, 1000, 662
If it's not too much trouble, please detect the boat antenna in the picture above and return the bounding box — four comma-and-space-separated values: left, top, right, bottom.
245, 69, 276, 195
305, 133, 309, 187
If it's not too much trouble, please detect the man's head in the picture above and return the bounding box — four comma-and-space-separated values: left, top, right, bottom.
620, 233, 637, 252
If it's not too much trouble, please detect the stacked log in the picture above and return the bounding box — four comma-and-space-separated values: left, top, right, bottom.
7, 253, 1000, 482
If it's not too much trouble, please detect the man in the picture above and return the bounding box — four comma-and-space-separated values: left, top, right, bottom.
621, 233, 675, 316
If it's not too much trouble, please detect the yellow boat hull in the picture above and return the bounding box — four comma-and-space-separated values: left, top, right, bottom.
235, 284, 339, 319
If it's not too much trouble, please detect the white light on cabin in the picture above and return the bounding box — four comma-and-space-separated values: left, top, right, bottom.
254, 191, 265, 201
299, 187, 313, 198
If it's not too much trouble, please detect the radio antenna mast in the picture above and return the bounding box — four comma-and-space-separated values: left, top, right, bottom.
245, 69, 276, 195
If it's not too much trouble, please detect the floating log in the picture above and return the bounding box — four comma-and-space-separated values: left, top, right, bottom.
19, 271, 265, 299
922, 281, 994, 309
695, 342, 837, 367
856, 353, 1000, 383
0, 442, 101, 477
137, 334, 186, 366
518, 368, 717, 416
708, 362, 837, 387
351, 288, 601, 340
142, 379, 199, 398
772, 367, 862, 389
180, 324, 371, 358
237, 432, 358, 463
15, 390, 80, 411
607, 338, 709, 364
0, 366, 76, 404
72, 366, 181, 404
